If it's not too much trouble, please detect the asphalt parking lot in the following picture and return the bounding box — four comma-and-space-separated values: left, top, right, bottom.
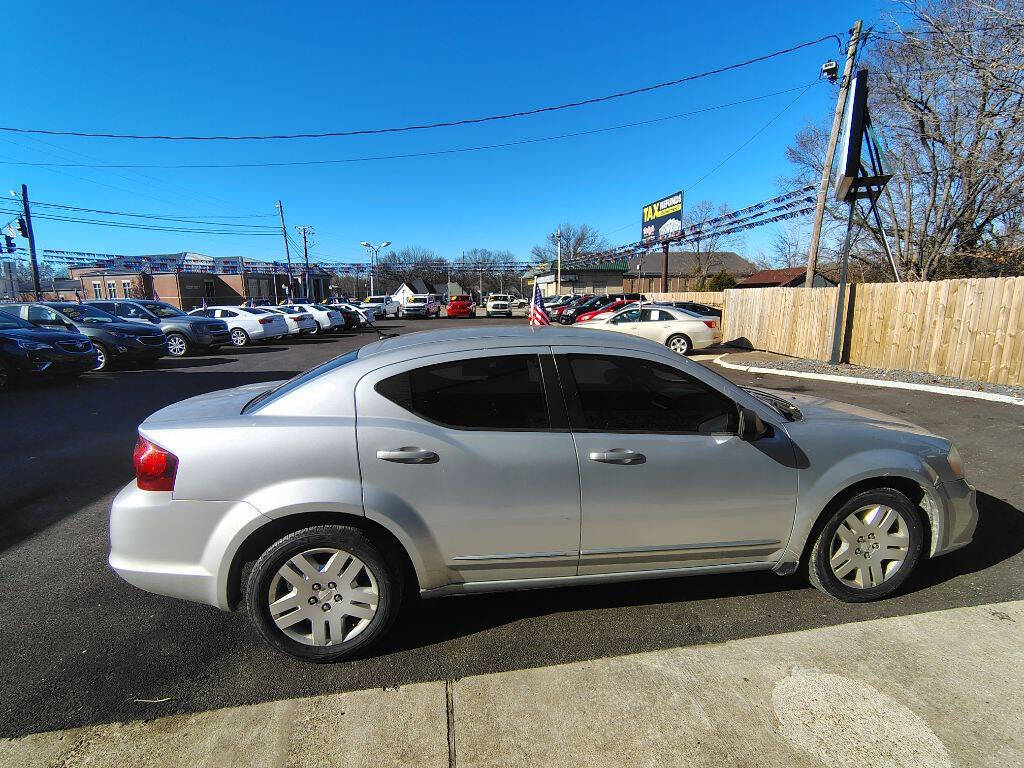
1, 315, 1022, 740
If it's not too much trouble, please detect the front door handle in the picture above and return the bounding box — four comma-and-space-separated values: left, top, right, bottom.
588, 449, 646, 465
376, 447, 439, 464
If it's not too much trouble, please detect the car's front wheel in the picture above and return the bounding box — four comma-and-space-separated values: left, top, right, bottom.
245, 525, 403, 661
92, 342, 111, 371
165, 333, 190, 358
808, 488, 924, 602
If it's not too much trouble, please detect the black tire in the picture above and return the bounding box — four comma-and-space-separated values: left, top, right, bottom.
808, 488, 925, 602
666, 334, 692, 355
92, 342, 112, 371
245, 525, 403, 662
165, 332, 190, 358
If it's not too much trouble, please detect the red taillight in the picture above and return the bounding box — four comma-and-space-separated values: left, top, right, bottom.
704, 320, 716, 328
259, 317, 274, 325
133, 436, 178, 492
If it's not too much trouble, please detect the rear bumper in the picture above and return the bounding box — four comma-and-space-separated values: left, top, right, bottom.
108, 482, 270, 610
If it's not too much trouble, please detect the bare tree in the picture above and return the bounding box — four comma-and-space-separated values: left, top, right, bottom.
785, 0, 1024, 280
681, 200, 742, 287
530, 223, 608, 265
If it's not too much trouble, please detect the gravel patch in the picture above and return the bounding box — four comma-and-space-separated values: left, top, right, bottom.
720, 349, 1024, 400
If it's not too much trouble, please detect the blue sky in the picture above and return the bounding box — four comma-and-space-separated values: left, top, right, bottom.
4, 1, 886, 268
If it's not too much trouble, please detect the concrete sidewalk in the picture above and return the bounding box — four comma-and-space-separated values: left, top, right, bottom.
4, 600, 1022, 767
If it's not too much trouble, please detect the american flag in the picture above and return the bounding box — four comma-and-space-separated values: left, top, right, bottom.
529, 283, 550, 326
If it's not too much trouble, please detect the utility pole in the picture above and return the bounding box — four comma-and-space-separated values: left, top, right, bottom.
21, 184, 41, 300
806, 20, 863, 287
556, 227, 562, 295
296, 225, 313, 299
276, 200, 293, 300
661, 241, 670, 294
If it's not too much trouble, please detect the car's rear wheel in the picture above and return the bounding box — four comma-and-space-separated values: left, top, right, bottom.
230, 328, 250, 347
666, 334, 691, 355
808, 488, 924, 602
92, 342, 111, 371
165, 333, 189, 358
245, 525, 402, 661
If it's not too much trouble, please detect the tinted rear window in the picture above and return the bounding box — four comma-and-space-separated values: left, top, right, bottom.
376, 355, 549, 430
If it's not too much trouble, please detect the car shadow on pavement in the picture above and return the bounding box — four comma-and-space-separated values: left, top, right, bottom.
148, 357, 239, 369
376, 488, 1024, 659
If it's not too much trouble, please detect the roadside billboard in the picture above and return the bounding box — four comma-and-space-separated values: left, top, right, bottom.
642, 191, 684, 243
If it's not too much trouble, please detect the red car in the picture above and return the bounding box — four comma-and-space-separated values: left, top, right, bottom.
446, 295, 477, 318
574, 299, 633, 324
553, 294, 594, 322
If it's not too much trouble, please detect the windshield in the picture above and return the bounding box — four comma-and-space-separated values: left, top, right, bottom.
0, 309, 33, 330
55, 305, 116, 323
312, 304, 332, 311
239, 307, 270, 315
144, 302, 186, 318
408, 297, 426, 304
366, 296, 386, 303
743, 387, 803, 422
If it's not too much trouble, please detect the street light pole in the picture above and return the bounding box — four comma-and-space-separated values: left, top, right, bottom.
360, 240, 391, 296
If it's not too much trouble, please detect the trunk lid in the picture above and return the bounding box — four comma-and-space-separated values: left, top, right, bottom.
142, 381, 286, 426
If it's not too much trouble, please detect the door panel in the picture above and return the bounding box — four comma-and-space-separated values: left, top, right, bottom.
553, 348, 796, 574
356, 350, 581, 584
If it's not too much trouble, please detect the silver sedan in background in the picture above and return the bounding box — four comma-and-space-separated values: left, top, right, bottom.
109, 326, 976, 661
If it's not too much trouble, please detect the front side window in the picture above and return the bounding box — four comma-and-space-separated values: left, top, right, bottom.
565, 354, 736, 435
640, 308, 671, 322
376, 355, 549, 430
215, 309, 238, 318
610, 309, 639, 325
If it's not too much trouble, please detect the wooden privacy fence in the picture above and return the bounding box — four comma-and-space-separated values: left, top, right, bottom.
846, 277, 1024, 386
721, 286, 839, 360
716, 276, 1024, 386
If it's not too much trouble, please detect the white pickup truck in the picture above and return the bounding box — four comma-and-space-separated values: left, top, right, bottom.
359, 295, 400, 319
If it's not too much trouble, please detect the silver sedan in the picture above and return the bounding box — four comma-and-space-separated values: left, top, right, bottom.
109, 326, 977, 661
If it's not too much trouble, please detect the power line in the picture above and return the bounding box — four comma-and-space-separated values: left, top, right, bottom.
0, 83, 823, 170
7, 199, 279, 227
0, 34, 841, 142
0, 208, 278, 235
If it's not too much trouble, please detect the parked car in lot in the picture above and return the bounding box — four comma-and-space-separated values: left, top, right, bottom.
558, 294, 616, 324
662, 301, 723, 319
583, 304, 720, 354
485, 294, 513, 318
0, 308, 97, 388
445, 295, 477, 318
2, 302, 167, 370
327, 302, 375, 325
88, 299, 231, 358
573, 298, 633, 324
359, 296, 399, 319
279, 304, 345, 334
187, 306, 289, 346
264, 306, 318, 336
399, 294, 440, 319
109, 326, 976, 661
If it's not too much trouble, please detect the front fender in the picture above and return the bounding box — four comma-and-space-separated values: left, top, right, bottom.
779, 448, 942, 571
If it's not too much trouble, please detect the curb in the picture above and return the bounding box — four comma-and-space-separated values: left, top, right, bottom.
713, 354, 1024, 406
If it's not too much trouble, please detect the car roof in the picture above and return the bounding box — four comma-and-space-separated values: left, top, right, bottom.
356, 324, 664, 360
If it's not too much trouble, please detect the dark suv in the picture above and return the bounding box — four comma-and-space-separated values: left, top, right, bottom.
2, 302, 167, 371
0, 308, 97, 389
88, 299, 230, 357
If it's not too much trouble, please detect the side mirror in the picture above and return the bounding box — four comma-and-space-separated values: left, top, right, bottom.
738, 407, 769, 441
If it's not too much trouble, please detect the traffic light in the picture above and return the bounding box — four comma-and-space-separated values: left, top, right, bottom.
3, 235, 14, 253
15, 217, 28, 237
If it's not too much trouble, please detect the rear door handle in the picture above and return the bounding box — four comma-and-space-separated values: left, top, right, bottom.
588, 449, 645, 465
376, 447, 438, 464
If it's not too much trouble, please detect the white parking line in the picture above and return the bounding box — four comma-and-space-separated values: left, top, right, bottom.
714, 354, 1024, 406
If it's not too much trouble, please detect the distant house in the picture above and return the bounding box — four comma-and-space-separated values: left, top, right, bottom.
623, 251, 756, 293
526, 260, 628, 298
736, 267, 835, 288
445, 281, 468, 298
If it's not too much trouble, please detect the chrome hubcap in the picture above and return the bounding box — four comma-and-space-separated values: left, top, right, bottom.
94, 348, 106, 370
231, 329, 247, 346
829, 504, 910, 588
267, 547, 379, 646
669, 337, 688, 354
167, 336, 187, 356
